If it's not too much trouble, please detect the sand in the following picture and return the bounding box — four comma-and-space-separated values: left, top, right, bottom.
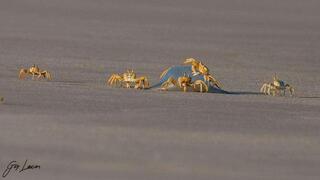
0, 0, 320, 179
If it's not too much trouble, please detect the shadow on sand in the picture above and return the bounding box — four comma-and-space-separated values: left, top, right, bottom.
298, 96, 320, 99
225, 91, 263, 95
206, 87, 263, 95
150, 85, 263, 96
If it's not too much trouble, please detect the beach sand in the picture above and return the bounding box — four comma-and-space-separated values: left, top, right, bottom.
0, 0, 320, 179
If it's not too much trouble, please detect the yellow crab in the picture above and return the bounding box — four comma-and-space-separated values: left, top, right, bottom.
183, 58, 222, 88
260, 75, 294, 96
107, 69, 149, 89
19, 64, 52, 80
161, 73, 209, 92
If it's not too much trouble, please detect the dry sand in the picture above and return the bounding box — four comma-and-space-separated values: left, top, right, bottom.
0, 0, 320, 179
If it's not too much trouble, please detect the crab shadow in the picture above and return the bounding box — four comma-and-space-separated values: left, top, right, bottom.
298, 96, 320, 99
225, 91, 263, 95
194, 88, 263, 95
151, 83, 263, 95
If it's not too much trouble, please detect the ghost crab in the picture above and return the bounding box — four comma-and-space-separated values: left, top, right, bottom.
183, 58, 222, 88
160, 73, 209, 93
107, 69, 149, 89
159, 58, 222, 91
19, 64, 52, 80
260, 75, 294, 96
